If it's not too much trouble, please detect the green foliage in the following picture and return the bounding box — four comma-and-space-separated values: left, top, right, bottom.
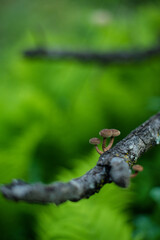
0, 0, 160, 239
36, 152, 132, 240
131, 151, 160, 240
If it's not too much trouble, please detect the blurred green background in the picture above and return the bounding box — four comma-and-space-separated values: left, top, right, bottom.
1, 0, 160, 239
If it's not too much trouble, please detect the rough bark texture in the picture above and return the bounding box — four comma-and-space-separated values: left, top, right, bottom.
24, 45, 160, 64
1, 113, 160, 205
98, 112, 160, 166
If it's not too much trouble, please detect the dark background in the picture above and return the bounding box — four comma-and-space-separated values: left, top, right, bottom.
0, 0, 160, 239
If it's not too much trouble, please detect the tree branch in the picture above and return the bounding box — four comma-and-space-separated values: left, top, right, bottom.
1, 113, 160, 205
24, 45, 160, 64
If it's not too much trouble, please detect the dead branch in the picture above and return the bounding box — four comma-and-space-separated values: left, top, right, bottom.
24, 45, 160, 64
1, 113, 160, 205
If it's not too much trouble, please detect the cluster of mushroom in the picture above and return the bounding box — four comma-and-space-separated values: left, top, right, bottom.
89, 128, 121, 155
89, 128, 144, 179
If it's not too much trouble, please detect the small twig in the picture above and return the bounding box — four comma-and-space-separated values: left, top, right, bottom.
24, 45, 160, 64
1, 113, 160, 205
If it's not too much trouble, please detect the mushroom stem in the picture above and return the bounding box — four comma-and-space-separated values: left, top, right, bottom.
130, 164, 143, 178
130, 172, 138, 178
104, 137, 114, 151
102, 137, 107, 151
95, 145, 103, 155
89, 138, 103, 155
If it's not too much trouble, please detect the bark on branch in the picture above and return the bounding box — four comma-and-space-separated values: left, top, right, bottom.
1, 113, 160, 205
24, 45, 160, 64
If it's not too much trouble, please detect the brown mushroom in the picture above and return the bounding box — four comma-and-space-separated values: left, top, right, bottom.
99, 129, 112, 151
89, 137, 103, 155
111, 129, 121, 137
130, 164, 144, 178
104, 129, 121, 151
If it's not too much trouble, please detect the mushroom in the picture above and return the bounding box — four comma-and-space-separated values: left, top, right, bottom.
99, 128, 121, 152
130, 164, 143, 178
105, 129, 121, 151
99, 129, 112, 151
89, 137, 103, 155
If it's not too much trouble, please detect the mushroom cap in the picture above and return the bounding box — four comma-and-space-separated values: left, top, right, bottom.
89, 137, 101, 145
132, 164, 143, 172
99, 129, 112, 138
110, 129, 121, 137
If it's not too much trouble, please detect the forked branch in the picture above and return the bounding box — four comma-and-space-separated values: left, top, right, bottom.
1, 113, 160, 205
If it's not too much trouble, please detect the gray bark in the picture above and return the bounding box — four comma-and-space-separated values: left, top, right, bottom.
24, 45, 160, 64
1, 113, 160, 205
